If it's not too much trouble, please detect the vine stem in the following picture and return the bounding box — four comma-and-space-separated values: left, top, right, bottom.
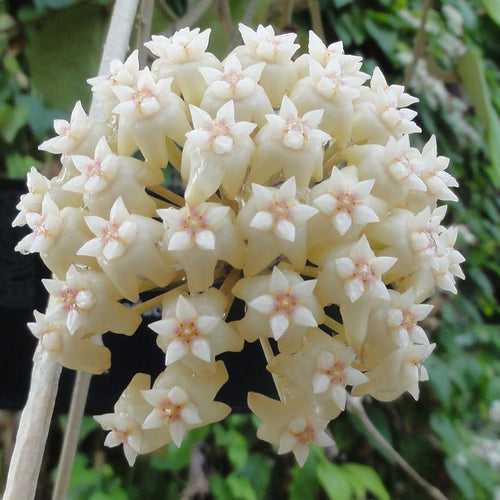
51, 371, 92, 500
348, 397, 448, 500
132, 280, 188, 314
148, 185, 185, 206
3, 2, 140, 499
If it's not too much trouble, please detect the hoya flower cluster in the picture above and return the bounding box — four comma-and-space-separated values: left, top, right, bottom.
14, 25, 464, 467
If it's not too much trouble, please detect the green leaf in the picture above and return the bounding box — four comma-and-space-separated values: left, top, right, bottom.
457, 48, 500, 186
214, 426, 248, 471
239, 454, 272, 500
226, 474, 258, 500
289, 450, 320, 500
364, 18, 397, 58
482, 0, 500, 25
150, 426, 209, 471
25, 4, 106, 111
0, 103, 29, 143
341, 463, 390, 500
445, 459, 475, 500
317, 462, 352, 500
210, 474, 236, 500
6, 154, 39, 179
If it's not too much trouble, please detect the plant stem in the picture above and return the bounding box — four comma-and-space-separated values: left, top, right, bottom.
281, 0, 295, 27
136, 0, 155, 66
4, 2, 140, 499
404, 0, 433, 87
348, 397, 448, 500
166, 138, 182, 170
51, 371, 92, 500
163, 0, 214, 37
307, 0, 325, 41
301, 265, 319, 278
259, 337, 286, 402
148, 185, 185, 206
132, 279, 188, 314
323, 316, 345, 336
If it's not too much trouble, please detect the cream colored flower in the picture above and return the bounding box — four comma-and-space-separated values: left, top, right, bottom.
95, 374, 171, 465
309, 166, 380, 253
233, 266, 324, 353
270, 329, 367, 414
347, 135, 428, 208
360, 288, 433, 372
248, 391, 334, 467
249, 96, 330, 188
42, 265, 141, 337
87, 50, 140, 116
64, 137, 159, 217
182, 101, 256, 203
78, 197, 175, 301
146, 28, 220, 105
199, 54, 272, 126
15, 194, 94, 278
39, 101, 100, 157
353, 67, 420, 144
158, 202, 243, 292
237, 178, 317, 275
290, 33, 368, 147
12, 167, 81, 227
112, 68, 191, 165
233, 24, 299, 106
353, 342, 435, 402
28, 310, 110, 374
141, 361, 230, 447
317, 235, 396, 305
149, 289, 242, 365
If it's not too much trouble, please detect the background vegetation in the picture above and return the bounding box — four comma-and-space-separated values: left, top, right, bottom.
1, 0, 499, 498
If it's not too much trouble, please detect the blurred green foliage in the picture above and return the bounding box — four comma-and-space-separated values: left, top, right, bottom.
1, 0, 499, 499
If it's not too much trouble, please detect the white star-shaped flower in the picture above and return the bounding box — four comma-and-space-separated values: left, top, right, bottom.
248, 392, 334, 467
355, 67, 421, 142
142, 385, 201, 447
78, 197, 137, 261
384, 289, 433, 347
63, 137, 157, 217
113, 68, 173, 119
335, 236, 396, 303
248, 178, 317, 242
12, 167, 51, 227
312, 166, 379, 236
150, 289, 242, 365
64, 137, 118, 195
309, 57, 368, 101
419, 135, 458, 202
27, 310, 110, 374
238, 24, 299, 64
187, 100, 256, 156
159, 202, 244, 292
150, 295, 219, 364
383, 135, 427, 192
200, 54, 265, 101
182, 101, 255, 203
199, 54, 273, 126
237, 177, 317, 275
264, 95, 330, 151
95, 374, 170, 466
146, 28, 211, 65
39, 101, 92, 155
248, 267, 318, 340
87, 50, 139, 99
15, 195, 63, 255
42, 265, 141, 337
